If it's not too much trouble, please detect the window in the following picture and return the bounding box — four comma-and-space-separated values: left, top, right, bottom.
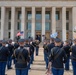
0, 22, 1, 29
8, 22, 11, 30
17, 22, 21, 30
27, 11, 32, 20
9, 11, 11, 20
35, 22, 41, 30
56, 11, 60, 20
36, 11, 41, 20
45, 22, 50, 30
8, 32, 11, 38
66, 11, 69, 20
18, 11, 21, 20
45, 11, 50, 20
27, 22, 31, 30
27, 32, 31, 37
0, 9, 1, 19
66, 23, 69, 30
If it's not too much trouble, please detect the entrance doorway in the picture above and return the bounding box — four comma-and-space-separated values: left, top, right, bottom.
35, 32, 41, 42
45, 32, 50, 39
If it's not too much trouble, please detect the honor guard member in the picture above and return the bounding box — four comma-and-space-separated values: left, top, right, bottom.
71, 39, 76, 75
0, 40, 9, 75
14, 39, 29, 75
63, 40, 70, 70
48, 38, 67, 75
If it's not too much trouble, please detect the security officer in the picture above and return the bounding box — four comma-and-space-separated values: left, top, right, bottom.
14, 39, 29, 75
7, 39, 14, 69
0, 40, 9, 75
48, 38, 67, 75
63, 40, 70, 70
71, 39, 76, 75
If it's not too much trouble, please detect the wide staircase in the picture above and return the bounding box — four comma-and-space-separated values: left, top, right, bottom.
29, 47, 46, 75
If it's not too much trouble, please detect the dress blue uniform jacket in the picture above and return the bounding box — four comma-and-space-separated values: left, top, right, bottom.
15, 46, 29, 69
0, 46, 9, 62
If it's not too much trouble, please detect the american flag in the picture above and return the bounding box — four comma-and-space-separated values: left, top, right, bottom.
16, 31, 24, 36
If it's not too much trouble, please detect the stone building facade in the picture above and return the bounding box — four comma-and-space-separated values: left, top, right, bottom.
0, 0, 76, 41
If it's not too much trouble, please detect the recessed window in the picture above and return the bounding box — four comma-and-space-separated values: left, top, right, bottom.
9, 11, 11, 20
45, 22, 50, 31
8, 22, 11, 30
36, 11, 41, 20
56, 11, 60, 20
8, 32, 11, 38
66, 11, 69, 20
0, 22, 1, 29
27, 11, 32, 20
45, 11, 50, 20
18, 11, 21, 20
27, 32, 31, 38
17, 22, 21, 30
66, 23, 69, 30
27, 22, 31, 30
35, 22, 41, 30
0, 8, 1, 19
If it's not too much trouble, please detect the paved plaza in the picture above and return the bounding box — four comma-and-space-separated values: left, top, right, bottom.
6, 47, 73, 75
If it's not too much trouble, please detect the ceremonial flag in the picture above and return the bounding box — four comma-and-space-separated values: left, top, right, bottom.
16, 31, 24, 36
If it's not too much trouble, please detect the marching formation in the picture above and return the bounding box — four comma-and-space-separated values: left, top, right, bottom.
43, 38, 76, 75
0, 36, 76, 75
0, 38, 40, 75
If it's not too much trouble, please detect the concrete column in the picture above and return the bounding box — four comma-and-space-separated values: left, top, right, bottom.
62, 7, 66, 41
42, 7, 45, 42
51, 7, 56, 34
72, 7, 76, 39
11, 7, 15, 40
21, 7, 25, 39
1, 7, 5, 40
31, 7, 35, 40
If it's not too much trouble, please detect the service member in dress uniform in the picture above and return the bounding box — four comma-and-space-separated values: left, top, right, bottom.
0, 40, 9, 75
7, 39, 14, 69
71, 39, 76, 75
24, 38, 31, 70
48, 38, 67, 75
14, 39, 29, 75
43, 40, 49, 69
47, 38, 55, 55
63, 40, 71, 71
